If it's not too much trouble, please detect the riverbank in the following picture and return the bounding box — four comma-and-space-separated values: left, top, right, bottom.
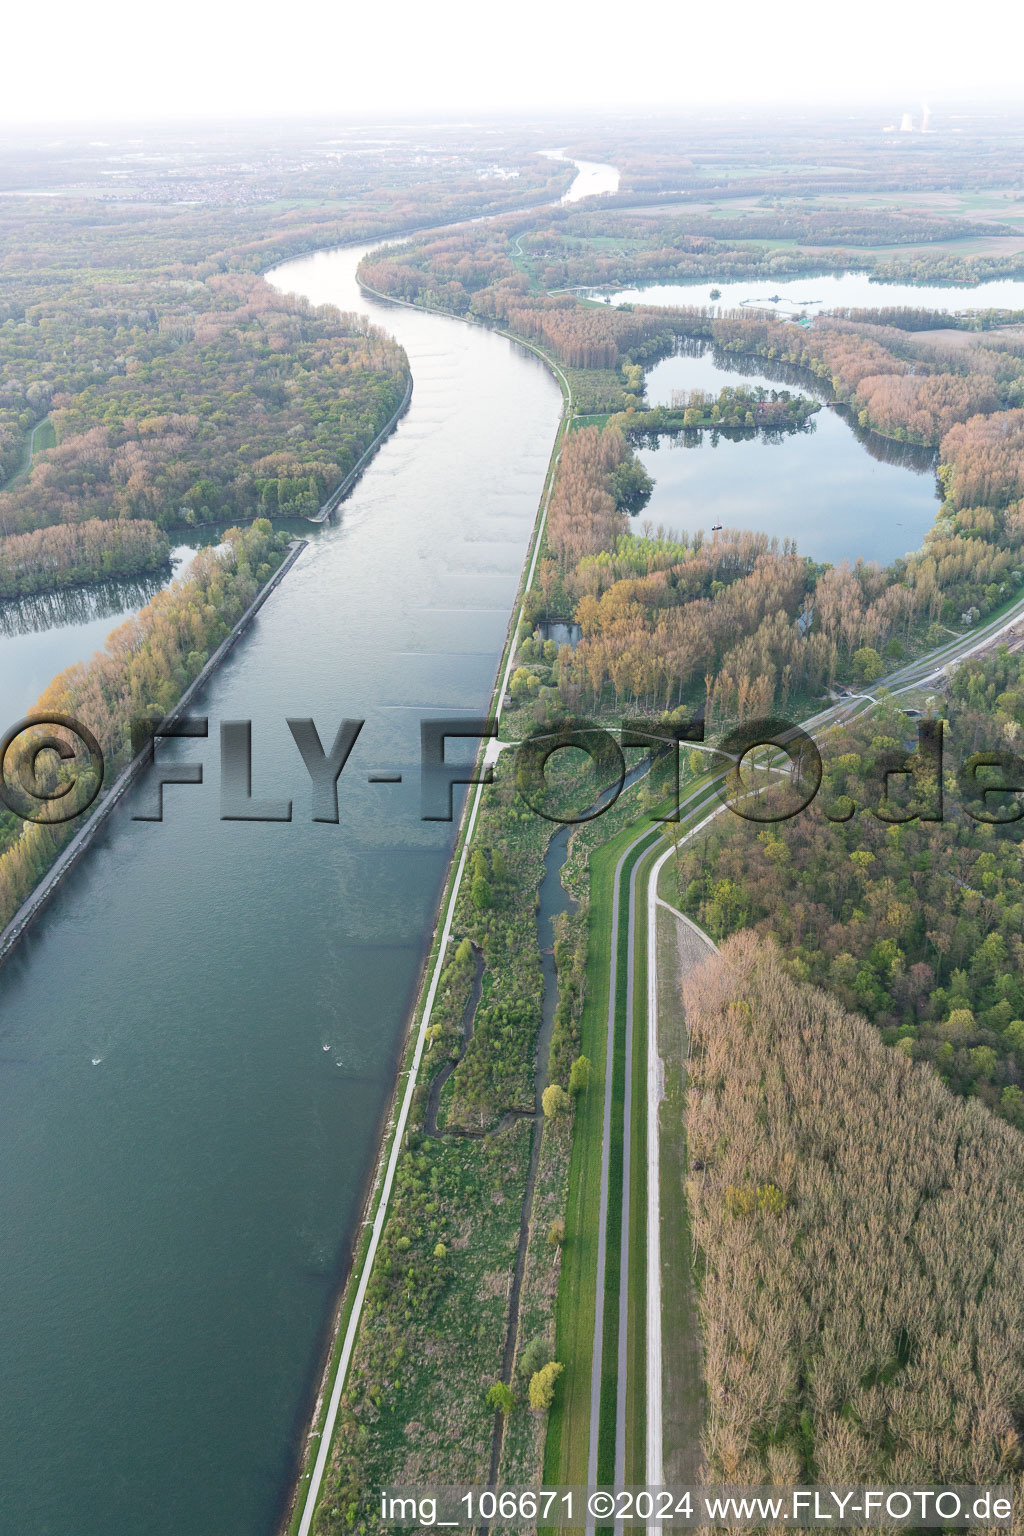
308, 374, 413, 523
280, 296, 573, 1532
0, 168, 583, 1536
0, 536, 306, 971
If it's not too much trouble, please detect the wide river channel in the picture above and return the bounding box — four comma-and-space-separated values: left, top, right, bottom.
2, 167, 1022, 1536
0, 235, 561, 1535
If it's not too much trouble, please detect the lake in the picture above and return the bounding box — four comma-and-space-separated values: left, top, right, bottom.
631, 344, 941, 566
596, 271, 1024, 312
0, 245, 561, 1536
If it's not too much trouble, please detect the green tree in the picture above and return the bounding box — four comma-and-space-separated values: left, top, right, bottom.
851, 646, 884, 684
1001, 1085, 1024, 1119
486, 1380, 514, 1414
610, 458, 654, 514
542, 1083, 571, 1118
455, 936, 474, 968
568, 1055, 591, 1095
471, 876, 492, 911
471, 849, 489, 884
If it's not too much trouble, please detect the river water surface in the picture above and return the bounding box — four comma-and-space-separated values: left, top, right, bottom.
0, 167, 989, 1536
0, 242, 561, 1536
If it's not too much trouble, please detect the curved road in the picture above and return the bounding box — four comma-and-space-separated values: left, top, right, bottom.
589, 588, 1024, 1508
291, 163, 1024, 1523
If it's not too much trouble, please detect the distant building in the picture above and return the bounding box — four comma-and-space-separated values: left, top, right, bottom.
900, 112, 914, 132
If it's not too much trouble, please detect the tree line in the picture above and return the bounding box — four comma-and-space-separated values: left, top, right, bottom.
684, 932, 1024, 1487
0, 517, 169, 598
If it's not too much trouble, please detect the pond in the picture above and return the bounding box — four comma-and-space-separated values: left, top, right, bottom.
630, 343, 941, 567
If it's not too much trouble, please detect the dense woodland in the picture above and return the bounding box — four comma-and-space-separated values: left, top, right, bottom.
677, 650, 1024, 1121
0, 225, 410, 537
685, 933, 1024, 1488
0, 134, 570, 573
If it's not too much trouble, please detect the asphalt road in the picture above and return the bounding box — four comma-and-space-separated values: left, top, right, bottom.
590, 585, 1024, 1515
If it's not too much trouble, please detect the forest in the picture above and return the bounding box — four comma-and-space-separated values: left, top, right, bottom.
676, 649, 1024, 1123
684, 933, 1024, 1488
0, 517, 169, 598
0, 131, 571, 573
0, 519, 287, 931
0, 249, 409, 538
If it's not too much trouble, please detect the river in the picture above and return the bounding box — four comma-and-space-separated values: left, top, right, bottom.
0, 159, 974, 1536
0, 240, 561, 1535
540, 148, 620, 202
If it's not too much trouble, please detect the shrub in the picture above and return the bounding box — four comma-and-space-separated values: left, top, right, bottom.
518, 1333, 552, 1382
528, 1361, 564, 1412
568, 1055, 591, 1094
542, 1084, 571, 1118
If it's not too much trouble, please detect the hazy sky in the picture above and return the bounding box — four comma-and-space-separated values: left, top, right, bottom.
2, 0, 1021, 125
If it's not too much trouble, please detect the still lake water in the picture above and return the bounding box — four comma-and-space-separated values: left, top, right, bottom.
599, 270, 1024, 565
599, 272, 1024, 312
0, 543, 201, 729
0, 247, 561, 1536
634, 346, 941, 565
